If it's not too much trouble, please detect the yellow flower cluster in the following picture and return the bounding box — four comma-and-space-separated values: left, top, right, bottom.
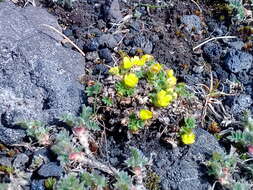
181, 132, 196, 145
153, 69, 178, 107
122, 55, 153, 69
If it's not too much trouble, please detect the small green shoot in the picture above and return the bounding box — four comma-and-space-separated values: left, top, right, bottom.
102, 97, 113, 106
85, 82, 102, 96
126, 147, 148, 168
114, 171, 133, 190
116, 81, 135, 96
128, 114, 144, 133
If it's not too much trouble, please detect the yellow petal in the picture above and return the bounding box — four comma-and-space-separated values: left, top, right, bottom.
150, 63, 162, 73
155, 90, 172, 107
122, 57, 134, 69
166, 76, 177, 87
166, 69, 174, 78
142, 54, 153, 62
124, 73, 139, 88
181, 132, 195, 145
139, 109, 153, 120
109, 66, 120, 75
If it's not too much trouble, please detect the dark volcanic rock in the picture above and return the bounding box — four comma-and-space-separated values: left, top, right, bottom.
101, 0, 122, 23
231, 94, 253, 116
38, 162, 64, 177
225, 50, 253, 73
99, 48, 113, 63
13, 153, 29, 169
181, 15, 202, 33
203, 42, 222, 62
0, 2, 85, 127
31, 180, 45, 190
105, 128, 223, 190
0, 126, 26, 145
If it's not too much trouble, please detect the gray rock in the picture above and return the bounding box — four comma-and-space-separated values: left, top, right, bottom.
97, 34, 118, 49
0, 157, 12, 167
86, 51, 99, 62
99, 48, 113, 63
229, 41, 245, 50
158, 128, 223, 190
231, 94, 253, 115
13, 153, 29, 169
0, 2, 85, 127
38, 162, 64, 177
181, 15, 202, 33
83, 38, 99, 51
203, 42, 222, 62
133, 35, 153, 54
101, 0, 122, 22
0, 126, 26, 145
225, 50, 253, 73
31, 180, 45, 190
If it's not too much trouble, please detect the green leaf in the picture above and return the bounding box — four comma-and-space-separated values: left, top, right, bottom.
125, 147, 148, 168
56, 174, 85, 190
128, 114, 144, 132
115, 81, 135, 97
85, 82, 102, 96
175, 83, 192, 98
102, 97, 113, 106
114, 171, 132, 190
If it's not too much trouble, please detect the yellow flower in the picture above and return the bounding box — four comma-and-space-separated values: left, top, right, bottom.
122, 57, 134, 69
166, 76, 177, 87
155, 90, 172, 107
150, 63, 162, 73
129, 56, 143, 66
181, 132, 196, 145
141, 54, 153, 62
109, 66, 120, 75
124, 73, 139, 88
166, 69, 174, 78
139, 109, 153, 120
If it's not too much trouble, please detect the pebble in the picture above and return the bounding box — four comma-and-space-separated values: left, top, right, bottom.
181, 15, 202, 33
203, 42, 222, 62
13, 153, 29, 169
231, 94, 253, 115
38, 162, 63, 177
225, 50, 253, 73
0, 127, 26, 146
98, 48, 113, 63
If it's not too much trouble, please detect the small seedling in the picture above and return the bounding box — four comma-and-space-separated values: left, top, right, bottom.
180, 117, 196, 145
44, 177, 56, 190
85, 82, 102, 96
17, 121, 50, 145
114, 171, 133, 190
128, 114, 145, 133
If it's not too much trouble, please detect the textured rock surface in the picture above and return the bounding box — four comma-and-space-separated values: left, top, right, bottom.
38, 162, 64, 177
181, 15, 202, 33
105, 128, 223, 190
0, 1, 85, 130
225, 50, 253, 73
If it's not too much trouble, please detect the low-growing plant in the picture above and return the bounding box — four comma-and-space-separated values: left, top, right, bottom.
60, 105, 100, 155
226, 0, 246, 20
16, 121, 50, 146
228, 110, 253, 155
85, 53, 190, 136
44, 177, 57, 190
179, 117, 196, 145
